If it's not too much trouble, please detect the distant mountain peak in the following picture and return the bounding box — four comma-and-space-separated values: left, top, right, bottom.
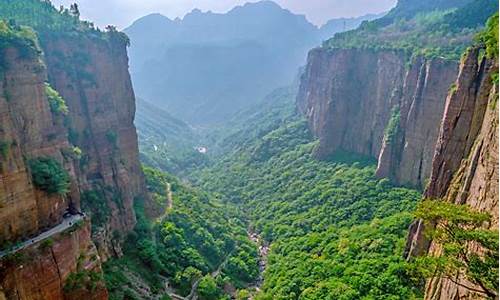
126, 13, 173, 31
124, 2, 385, 124
230, 0, 288, 15
243, 0, 283, 9
189, 8, 203, 15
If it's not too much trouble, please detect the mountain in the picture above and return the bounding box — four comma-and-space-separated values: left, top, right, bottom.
302, 0, 498, 188
125, 1, 384, 125
318, 12, 386, 40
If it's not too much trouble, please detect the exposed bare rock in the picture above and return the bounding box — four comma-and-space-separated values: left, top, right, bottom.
405, 46, 498, 299
0, 26, 149, 300
0, 46, 78, 246
40, 34, 148, 260
377, 58, 458, 188
297, 47, 458, 188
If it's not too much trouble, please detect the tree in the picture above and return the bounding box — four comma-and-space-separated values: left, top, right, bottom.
69, 3, 80, 19
197, 275, 220, 300
413, 200, 499, 298
236, 289, 251, 300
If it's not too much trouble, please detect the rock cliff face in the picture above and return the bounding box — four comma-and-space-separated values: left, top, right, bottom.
40, 33, 147, 260
297, 48, 458, 188
0, 46, 77, 247
0, 37, 107, 299
406, 46, 498, 299
0, 26, 147, 300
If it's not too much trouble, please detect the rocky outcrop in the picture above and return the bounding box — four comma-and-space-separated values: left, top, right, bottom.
405, 46, 498, 299
40, 33, 147, 260
376, 57, 459, 188
0, 219, 107, 300
297, 48, 458, 188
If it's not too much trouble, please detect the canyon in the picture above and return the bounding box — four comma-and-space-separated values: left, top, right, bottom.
0, 0, 498, 299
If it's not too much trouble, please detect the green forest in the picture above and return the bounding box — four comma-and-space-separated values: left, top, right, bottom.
104, 167, 259, 299
189, 99, 423, 298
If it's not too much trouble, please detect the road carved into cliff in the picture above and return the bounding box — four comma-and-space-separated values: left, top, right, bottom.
0, 214, 84, 258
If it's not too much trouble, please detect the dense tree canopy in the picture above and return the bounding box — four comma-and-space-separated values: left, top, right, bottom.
189, 94, 423, 298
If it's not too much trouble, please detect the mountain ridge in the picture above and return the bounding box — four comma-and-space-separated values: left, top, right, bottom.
125, 0, 386, 125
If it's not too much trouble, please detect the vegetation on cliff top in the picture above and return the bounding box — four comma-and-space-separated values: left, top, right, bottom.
0, 20, 40, 63
323, 0, 498, 61
476, 12, 499, 59
0, 0, 130, 46
0, 0, 95, 33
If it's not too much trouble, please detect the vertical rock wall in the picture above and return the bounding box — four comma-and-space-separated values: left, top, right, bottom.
0, 46, 77, 247
406, 46, 498, 299
297, 47, 458, 188
40, 33, 147, 260
0, 220, 107, 300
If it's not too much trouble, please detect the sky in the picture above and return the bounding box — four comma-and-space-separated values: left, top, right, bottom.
50, 0, 397, 29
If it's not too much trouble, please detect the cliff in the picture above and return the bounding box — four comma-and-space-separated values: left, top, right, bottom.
0, 30, 105, 299
40, 32, 147, 260
0, 44, 77, 246
406, 46, 498, 299
0, 12, 147, 300
297, 48, 458, 188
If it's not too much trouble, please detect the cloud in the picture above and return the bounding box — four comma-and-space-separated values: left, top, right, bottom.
51, 0, 397, 28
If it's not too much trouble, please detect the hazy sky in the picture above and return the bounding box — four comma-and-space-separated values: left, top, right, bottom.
51, 0, 397, 29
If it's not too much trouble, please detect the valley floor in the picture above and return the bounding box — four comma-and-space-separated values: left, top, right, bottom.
130, 96, 425, 299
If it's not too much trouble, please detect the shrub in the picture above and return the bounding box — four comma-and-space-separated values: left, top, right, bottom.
72, 146, 82, 159
29, 157, 70, 195
0, 141, 9, 159
197, 275, 220, 300
81, 189, 110, 231
106, 130, 118, 146
45, 83, 68, 115
63, 270, 103, 292
384, 106, 401, 144
476, 13, 499, 59
40, 238, 54, 250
